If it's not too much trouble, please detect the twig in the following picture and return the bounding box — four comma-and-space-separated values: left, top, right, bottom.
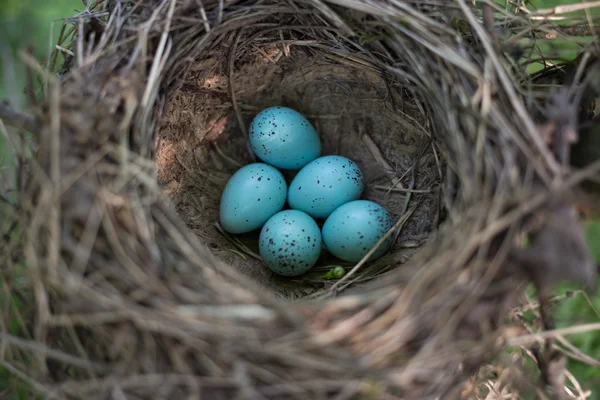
55, 45, 74, 56
77, 18, 84, 66
0, 102, 39, 132
372, 185, 431, 194
49, 19, 68, 72
48, 71, 61, 284
228, 248, 247, 260
214, 222, 262, 261
529, 1, 600, 16
555, 335, 600, 367
469, 157, 600, 254
457, 0, 561, 180
581, 291, 600, 320
279, 31, 289, 57
326, 206, 416, 295
63, 11, 110, 24
533, 25, 600, 38
513, 290, 582, 312
0, 362, 62, 400
394, 139, 428, 245
563, 368, 590, 399
228, 30, 255, 161
253, 44, 276, 63
177, 304, 275, 321
141, 0, 176, 109
506, 323, 600, 346
361, 132, 403, 189
213, 142, 244, 168
217, 0, 224, 25
482, 3, 495, 38
0, 333, 107, 372
194, 0, 211, 33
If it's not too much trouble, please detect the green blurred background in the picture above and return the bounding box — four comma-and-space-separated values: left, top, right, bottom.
0, 0, 599, 398
0, 0, 82, 186
0, 0, 81, 104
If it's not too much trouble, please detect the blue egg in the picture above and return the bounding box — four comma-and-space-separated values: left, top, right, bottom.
219, 163, 287, 234
249, 106, 321, 170
287, 155, 364, 219
322, 200, 393, 263
259, 210, 322, 276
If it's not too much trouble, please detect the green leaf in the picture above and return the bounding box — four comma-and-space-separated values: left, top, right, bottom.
320, 266, 346, 280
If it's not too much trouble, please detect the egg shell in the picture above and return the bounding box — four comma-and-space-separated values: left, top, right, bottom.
219, 163, 287, 234
259, 210, 322, 277
322, 200, 393, 263
287, 155, 364, 219
249, 106, 321, 170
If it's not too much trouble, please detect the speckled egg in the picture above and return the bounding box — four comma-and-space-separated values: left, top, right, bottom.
287, 155, 364, 219
220, 163, 287, 234
259, 210, 322, 276
322, 200, 393, 263
249, 106, 321, 170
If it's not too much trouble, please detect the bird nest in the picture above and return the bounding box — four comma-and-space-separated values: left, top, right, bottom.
2, 1, 600, 399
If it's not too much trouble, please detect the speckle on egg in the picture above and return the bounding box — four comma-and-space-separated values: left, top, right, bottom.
259, 210, 322, 276
287, 155, 364, 219
322, 200, 393, 263
249, 107, 321, 170
220, 163, 287, 234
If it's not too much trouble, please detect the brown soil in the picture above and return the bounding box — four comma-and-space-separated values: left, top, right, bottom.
157, 45, 442, 300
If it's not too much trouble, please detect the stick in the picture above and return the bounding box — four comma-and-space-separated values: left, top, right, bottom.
506, 323, 600, 346
372, 185, 431, 194
0, 333, 107, 372
327, 206, 416, 294
361, 132, 403, 189
529, 1, 600, 16
228, 30, 256, 161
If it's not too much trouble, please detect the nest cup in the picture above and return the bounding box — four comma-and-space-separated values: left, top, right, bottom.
159, 21, 441, 299
6, 0, 598, 399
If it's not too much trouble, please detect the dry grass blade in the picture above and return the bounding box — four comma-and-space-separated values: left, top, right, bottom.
0, 333, 107, 373
325, 206, 416, 296
506, 323, 600, 347
530, 1, 600, 16
228, 29, 256, 161
214, 221, 263, 261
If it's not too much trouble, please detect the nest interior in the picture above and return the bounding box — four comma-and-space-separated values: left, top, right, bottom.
158, 40, 441, 299
3, 1, 600, 399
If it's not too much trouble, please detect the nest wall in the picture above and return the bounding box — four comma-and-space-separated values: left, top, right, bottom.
3, 1, 599, 399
